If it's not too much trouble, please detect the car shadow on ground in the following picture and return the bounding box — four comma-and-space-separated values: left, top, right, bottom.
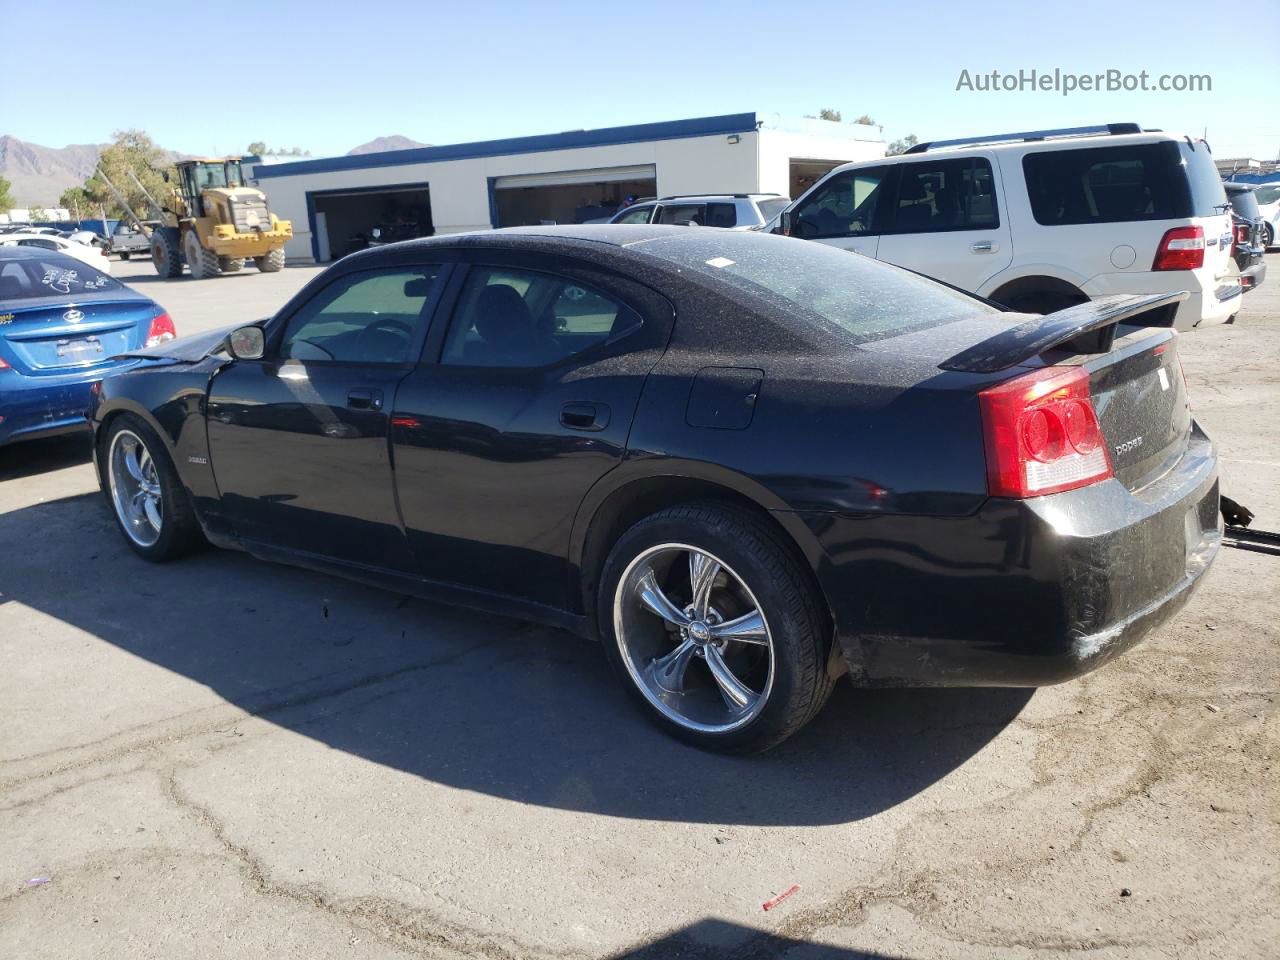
2, 492, 1032, 827
0, 433, 92, 481
610, 919, 911, 959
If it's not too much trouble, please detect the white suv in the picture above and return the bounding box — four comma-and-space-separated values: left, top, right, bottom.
611, 194, 791, 230
774, 124, 1239, 329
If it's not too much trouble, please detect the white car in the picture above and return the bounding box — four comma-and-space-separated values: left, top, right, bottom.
610, 194, 791, 230
1253, 182, 1280, 249
0, 232, 112, 274
772, 124, 1238, 330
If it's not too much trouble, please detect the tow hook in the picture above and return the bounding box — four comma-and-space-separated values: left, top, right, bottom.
1221, 496, 1280, 556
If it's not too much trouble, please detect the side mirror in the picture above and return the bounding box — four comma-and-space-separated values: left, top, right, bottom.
227, 325, 265, 360
778, 210, 795, 237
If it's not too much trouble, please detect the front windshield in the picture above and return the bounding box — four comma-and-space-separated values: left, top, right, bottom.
195, 162, 229, 189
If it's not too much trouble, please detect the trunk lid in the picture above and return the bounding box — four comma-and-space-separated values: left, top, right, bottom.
1084, 327, 1191, 491
1, 299, 157, 376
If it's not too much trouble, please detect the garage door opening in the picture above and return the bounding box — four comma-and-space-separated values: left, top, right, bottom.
789, 159, 846, 200
492, 165, 656, 227
311, 185, 433, 262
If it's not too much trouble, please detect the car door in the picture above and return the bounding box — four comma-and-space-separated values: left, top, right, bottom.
875, 154, 1013, 289
391, 254, 674, 609
655, 203, 708, 226
789, 165, 892, 257
205, 263, 448, 570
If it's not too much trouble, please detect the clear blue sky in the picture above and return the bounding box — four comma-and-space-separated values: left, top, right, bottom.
8, 0, 1279, 160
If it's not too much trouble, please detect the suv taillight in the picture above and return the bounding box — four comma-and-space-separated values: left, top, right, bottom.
1152, 226, 1205, 271
978, 365, 1113, 498
145, 311, 176, 347
1233, 222, 1250, 249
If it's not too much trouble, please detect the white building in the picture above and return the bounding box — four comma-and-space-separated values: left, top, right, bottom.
249, 112, 884, 263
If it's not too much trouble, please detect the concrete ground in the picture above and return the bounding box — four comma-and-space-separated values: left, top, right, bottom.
2, 256, 1277, 959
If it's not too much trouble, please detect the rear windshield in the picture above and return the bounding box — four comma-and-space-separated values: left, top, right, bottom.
0, 254, 121, 299
1022, 140, 1225, 225
637, 231, 993, 343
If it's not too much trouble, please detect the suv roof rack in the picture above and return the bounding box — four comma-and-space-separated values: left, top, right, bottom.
904, 123, 1143, 154
655, 193, 781, 201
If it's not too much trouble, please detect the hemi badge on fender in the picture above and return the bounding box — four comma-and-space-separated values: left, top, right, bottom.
188, 456, 209, 465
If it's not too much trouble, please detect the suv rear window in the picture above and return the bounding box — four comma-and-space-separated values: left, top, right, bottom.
1022, 141, 1222, 225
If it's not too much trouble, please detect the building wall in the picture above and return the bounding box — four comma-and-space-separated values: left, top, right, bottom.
259, 133, 762, 261
756, 128, 886, 197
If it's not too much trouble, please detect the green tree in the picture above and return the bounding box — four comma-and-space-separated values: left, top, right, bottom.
60, 185, 94, 218
0, 174, 15, 214
818, 108, 842, 122
74, 129, 176, 219
246, 141, 267, 156
887, 133, 919, 155
853, 114, 876, 125
27, 204, 47, 223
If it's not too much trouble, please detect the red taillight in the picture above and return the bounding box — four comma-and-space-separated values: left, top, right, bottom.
145, 311, 176, 347
1152, 226, 1205, 271
0, 356, 10, 370
1233, 222, 1249, 248
978, 365, 1113, 498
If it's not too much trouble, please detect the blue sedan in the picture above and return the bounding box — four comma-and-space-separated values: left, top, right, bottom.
0, 247, 175, 446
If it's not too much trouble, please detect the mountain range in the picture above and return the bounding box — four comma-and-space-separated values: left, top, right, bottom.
2, 134, 431, 206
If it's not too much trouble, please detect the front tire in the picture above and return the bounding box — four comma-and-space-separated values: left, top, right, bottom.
119, 251, 131, 261
598, 503, 834, 753
102, 414, 205, 561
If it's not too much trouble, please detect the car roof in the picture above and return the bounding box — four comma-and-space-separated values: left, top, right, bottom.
0, 242, 73, 258
380, 224, 702, 252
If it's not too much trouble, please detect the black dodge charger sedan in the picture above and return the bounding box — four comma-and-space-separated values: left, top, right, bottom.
91, 226, 1220, 752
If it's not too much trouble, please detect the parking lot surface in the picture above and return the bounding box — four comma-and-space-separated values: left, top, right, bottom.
2, 257, 1277, 959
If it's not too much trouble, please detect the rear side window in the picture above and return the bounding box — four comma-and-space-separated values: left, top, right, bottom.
1022, 142, 1210, 225
441, 266, 638, 368
756, 197, 790, 222
889, 158, 998, 233
705, 202, 737, 228
657, 203, 706, 225
1255, 185, 1280, 206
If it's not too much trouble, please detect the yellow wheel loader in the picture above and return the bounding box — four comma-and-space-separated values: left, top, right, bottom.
96, 158, 291, 280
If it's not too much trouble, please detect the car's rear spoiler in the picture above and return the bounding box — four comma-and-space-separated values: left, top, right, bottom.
939, 292, 1188, 373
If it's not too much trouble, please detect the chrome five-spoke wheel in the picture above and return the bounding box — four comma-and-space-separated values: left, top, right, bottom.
613, 543, 774, 733
108, 429, 164, 548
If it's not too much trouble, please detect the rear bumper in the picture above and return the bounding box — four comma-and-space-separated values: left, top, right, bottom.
0, 366, 133, 447
799, 423, 1220, 686
1083, 270, 1241, 330
1239, 257, 1267, 292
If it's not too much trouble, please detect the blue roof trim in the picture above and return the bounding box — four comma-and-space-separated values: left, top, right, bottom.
255, 113, 759, 180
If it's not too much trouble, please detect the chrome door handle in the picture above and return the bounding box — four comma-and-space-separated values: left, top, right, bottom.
971, 241, 994, 253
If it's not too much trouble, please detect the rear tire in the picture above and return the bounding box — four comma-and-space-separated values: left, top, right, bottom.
184, 230, 220, 280
119, 251, 131, 261
151, 228, 183, 278
598, 502, 835, 753
254, 248, 286, 272
219, 257, 245, 272
1266, 224, 1275, 250
101, 413, 205, 562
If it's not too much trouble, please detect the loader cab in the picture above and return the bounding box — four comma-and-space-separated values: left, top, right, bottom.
175, 159, 245, 218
